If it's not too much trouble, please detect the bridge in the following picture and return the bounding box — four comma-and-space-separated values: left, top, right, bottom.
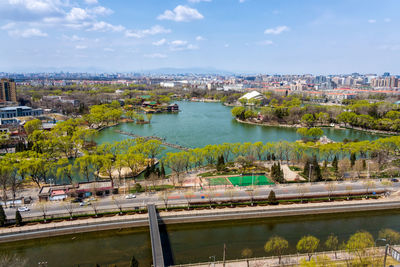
115, 130, 190, 151
148, 204, 165, 267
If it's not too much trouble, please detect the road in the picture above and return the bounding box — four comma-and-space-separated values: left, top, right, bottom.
4, 180, 400, 220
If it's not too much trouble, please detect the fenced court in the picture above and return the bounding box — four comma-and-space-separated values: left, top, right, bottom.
208, 177, 230, 186
228, 175, 274, 186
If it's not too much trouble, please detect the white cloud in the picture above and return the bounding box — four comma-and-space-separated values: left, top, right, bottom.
195, 35, 205, 41
7, 0, 63, 14
66, 7, 89, 22
104, 47, 114, 52
239, 0, 246, 3
62, 34, 85, 41
9, 27, 47, 37
144, 53, 167, 58
384, 18, 391, 23
169, 40, 198, 51
1, 22, 16, 30
264, 25, 290, 35
89, 21, 125, 32
84, 0, 98, 4
157, 5, 204, 22
257, 40, 273, 45
125, 25, 171, 38
224, 43, 229, 47
89, 6, 113, 16
75, 45, 87, 49
368, 19, 376, 23
152, 38, 167, 46
188, 0, 211, 3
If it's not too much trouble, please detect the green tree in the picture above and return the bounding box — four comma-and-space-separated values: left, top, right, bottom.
346, 231, 374, 265
24, 119, 42, 135
15, 210, 22, 226
0, 205, 6, 227
350, 153, 356, 167
379, 228, 400, 245
267, 190, 278, 205
264, 236, 289, 264
231, 106, 246, 119
325, 234, 339, 258
297, 235, 320, 261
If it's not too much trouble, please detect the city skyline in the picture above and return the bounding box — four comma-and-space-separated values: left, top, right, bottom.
0, 0, 399, 74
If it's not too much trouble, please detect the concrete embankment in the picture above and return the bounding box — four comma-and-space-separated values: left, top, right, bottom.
1, 198, 400, 243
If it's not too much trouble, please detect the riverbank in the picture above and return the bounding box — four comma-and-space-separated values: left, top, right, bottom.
172, 246, 396, 267
1, 195, 400, 243
235, 118, 398, 136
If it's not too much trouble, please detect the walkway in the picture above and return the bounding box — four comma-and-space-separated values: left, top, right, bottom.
148, 204, 165, 267
115, 130, 190, 151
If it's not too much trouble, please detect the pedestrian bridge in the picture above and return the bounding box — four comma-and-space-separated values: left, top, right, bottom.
148, 204, 165, 267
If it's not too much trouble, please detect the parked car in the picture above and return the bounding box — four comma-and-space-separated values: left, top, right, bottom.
125, 194, 136, 199
79, 202, 91, 206
17, 206, 30, 212
71, 198, 83, 203
391, 178, 399, 182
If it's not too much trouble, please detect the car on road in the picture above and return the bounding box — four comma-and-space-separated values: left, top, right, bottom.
17, 207, 30, 212
79, 202, 91, 206
391, 178, 399, 182
125, 194, 136, 199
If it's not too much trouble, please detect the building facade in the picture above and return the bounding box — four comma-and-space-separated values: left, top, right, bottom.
0, 106, 43, 119
0, 78, 17, 102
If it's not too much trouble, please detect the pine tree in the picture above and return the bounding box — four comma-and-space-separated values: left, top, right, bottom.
312, 155, 322, 181
268, 190, 278, 205
332, 156, 338, 171
0, 205, 6, 227
130, 255, 139, 267
15, 210, 22, 226
350, 153, 356, 167
144, 163, 151, 179
160, 163, 166, 178
271, 153, 276, 161
303, 157, 311, 176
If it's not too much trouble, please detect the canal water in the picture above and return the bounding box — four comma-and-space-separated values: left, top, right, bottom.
2, 210, 400, 266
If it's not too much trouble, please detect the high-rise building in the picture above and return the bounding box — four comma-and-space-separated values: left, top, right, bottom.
0, 78, 17, 102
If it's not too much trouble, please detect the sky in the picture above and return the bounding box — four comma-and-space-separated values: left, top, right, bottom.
0, 0, 399, 74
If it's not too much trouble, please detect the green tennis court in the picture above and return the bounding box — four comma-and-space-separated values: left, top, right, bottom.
208, 177, 230, 186
228, 175, 274, 186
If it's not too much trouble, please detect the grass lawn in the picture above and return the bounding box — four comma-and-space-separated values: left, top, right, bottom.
208, 177, 230, 186
228, 175, 274, 186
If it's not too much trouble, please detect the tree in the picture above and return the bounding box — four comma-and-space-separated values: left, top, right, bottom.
63, 202, 76, 220
15, 210, 22, 226
332, 156, 338, 172
297, 235, 320, 261
350, 153, 356, 167
325, 183, 337, 201
379, 228, 400, 245
24, 119, 42, 135
130, 255, 139, 267
264, 236, 289, 264
0, 205, 6, 227
268, 190, 278, 205
346, 231, 374, 265
325, 234, 339, 258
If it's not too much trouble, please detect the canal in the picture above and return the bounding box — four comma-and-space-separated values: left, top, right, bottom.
2, 210, 400, 266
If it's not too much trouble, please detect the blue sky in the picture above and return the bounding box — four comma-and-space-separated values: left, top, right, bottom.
0, 0, 399, 74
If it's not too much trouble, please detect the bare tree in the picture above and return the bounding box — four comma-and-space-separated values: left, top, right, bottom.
184, 190, 194, 210
363, 180, 376, 198
159, 190, 171, 211
38, 202, 48, 222
345, 185, 353, 200
63, 202, 76, 220
224, 187, 238, 207
296, 184, 309, 203
325, 183, 337, 201
206, 188, 216, 208
113, 197, 124, 215
90, 200, 99, 217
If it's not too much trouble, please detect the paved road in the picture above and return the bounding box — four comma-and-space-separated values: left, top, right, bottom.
4, 180, 400, 220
